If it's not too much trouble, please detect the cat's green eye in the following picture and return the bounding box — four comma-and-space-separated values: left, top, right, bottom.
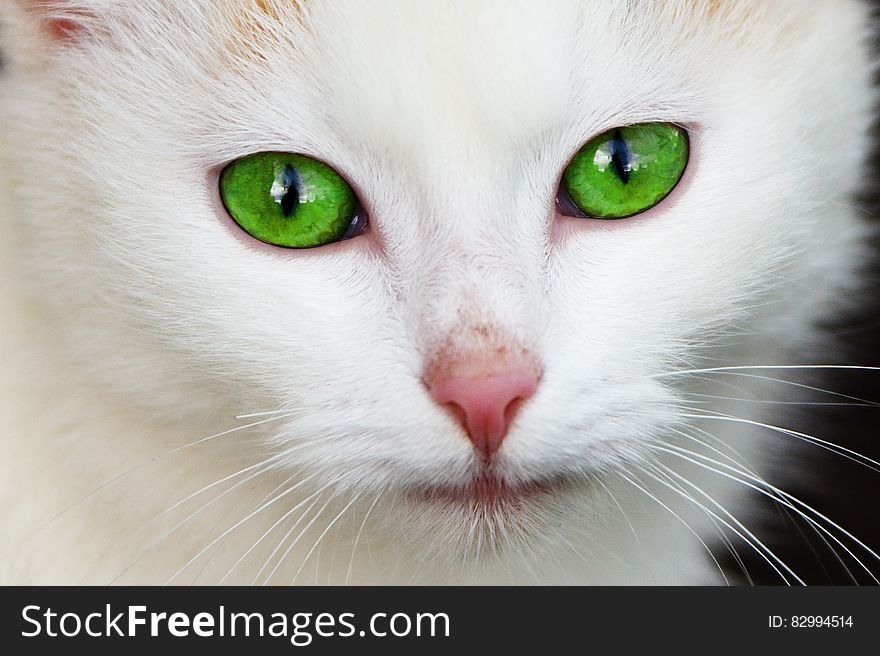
220, 152, 364, 248
559, 123, 689, 219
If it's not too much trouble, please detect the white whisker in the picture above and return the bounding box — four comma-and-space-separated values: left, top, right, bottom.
657, 364, 880, 377
658, 448, 863, 584
634, 459, 802, 585
234, 409, 291, 420
290, 490, 365, 585
345, 488, 386, 585
20, 412, 297, 549
652, 443, 880, 583
682, 411, 880, 472
260, 489, 339, 586
166, 412, 299, 455
213, 474, 300, 584
615, 469, 729, 585
150, 452, 287, 526
249, 491, 326, 586
165, 471, 322, 585
680, 370, 880, 407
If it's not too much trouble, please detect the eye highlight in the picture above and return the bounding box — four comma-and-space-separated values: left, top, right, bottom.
558, 123, 689, 219
220, 152, 366, 248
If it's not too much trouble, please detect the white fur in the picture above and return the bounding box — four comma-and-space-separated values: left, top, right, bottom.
0, 0, 875, 584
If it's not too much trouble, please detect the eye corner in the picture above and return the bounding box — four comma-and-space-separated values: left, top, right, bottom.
555, 183, 589, 219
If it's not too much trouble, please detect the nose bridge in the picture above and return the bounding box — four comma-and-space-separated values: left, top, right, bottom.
399, 158, 545, 462
414, 272, 536, 369
404, 202, 540, 349
408, 126, 516, 242
387, 139, 545, 362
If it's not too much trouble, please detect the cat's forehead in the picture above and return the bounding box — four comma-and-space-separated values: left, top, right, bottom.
225, 0, 580, 143
309, 0, 577, 140
217, 0, 754, 151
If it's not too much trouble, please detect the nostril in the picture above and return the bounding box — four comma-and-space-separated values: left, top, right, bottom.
503, 395, 528, 431
428, 369, 540, 460
442, 399, 469, 432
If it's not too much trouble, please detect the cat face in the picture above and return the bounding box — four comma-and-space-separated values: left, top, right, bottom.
2, 0, 874, 555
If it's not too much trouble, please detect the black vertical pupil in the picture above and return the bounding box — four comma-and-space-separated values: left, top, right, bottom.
276, 164, 299, 217
609, 131, 631, 184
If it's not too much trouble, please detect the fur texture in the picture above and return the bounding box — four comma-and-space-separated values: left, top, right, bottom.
0, 0, 876, 584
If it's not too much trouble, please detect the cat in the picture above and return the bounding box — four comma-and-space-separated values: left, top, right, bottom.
0, 0, 877, 585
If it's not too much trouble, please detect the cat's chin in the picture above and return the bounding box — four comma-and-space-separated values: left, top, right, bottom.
393, 473, 588, 560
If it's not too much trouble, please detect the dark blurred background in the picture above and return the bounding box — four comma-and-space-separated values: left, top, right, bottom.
727, 0, 880, 584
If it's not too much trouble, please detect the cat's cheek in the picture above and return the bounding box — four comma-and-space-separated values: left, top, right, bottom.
550, 126, 700, 243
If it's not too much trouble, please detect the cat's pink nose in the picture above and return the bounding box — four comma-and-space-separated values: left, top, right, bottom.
428, 361, 539, 461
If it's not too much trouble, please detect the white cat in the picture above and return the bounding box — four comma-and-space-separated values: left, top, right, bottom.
0, 0, 876, 585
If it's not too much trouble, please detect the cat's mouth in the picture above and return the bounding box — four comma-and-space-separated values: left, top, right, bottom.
410, 473, 568, 512
398, 472, 583, 559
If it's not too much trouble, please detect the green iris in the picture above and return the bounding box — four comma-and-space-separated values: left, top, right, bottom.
561, 123, 689, 219
220, 152, 359, 248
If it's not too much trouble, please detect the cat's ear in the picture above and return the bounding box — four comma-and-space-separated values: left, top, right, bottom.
21, 1, 95, 40
16, 1, 99, 38
1, 1, 100, 68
